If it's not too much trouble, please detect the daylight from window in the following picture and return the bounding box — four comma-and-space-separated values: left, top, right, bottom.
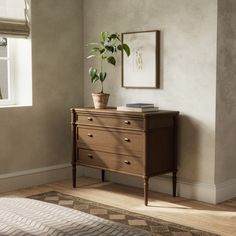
0, 37, 9, 100
0, 37, 32, 107
0, 0, 31, 107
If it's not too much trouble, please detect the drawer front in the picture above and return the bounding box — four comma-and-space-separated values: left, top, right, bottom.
77, 114, 144, 130
78, 149, 144, 175
78, 127, 144, 157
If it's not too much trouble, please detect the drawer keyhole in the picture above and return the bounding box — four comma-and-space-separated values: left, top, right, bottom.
88, 133, 93, 137
124, 138, 130, 142
88, 154, 93, 159
124, 160, 130, 165
124, 120, 130, 125
87, 117, 93, 121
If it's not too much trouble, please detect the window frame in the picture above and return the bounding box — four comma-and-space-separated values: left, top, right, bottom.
0, 38, 15, 106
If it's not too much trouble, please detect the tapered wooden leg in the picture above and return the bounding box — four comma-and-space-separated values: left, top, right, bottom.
101, 169, 105, 182
172, 171, 177, 197
72, 165, 76, 188
172, 115, 178, 197
71, 109, 77, 189
143, 176, 149, 206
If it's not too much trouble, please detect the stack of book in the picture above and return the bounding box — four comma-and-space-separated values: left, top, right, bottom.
117, 103, 159, 112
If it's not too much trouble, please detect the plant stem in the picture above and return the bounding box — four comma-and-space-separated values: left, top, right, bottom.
101, 57, 103, 73
100, 56, 104, 93
101, 81, 104, 93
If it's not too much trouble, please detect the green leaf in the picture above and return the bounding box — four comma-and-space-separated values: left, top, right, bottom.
88, 42, 100, 45
117, 45, 123, 51
116, 34, 121, 41
101, 32, 105, 42
105, 45, 114, 53
122, 44, 130, 56
103, 72, 107, 81
107, 56, 116, 65
91, 75, 99, 83
109, 33, 118, 39
87, 54, 96, 59
89, 67, 97, 78
109, 33, 121, 41
109, 34, 117, 39
99, 48, 105, 54
99, 72, 104, 81
99, 72, 107, 82
101, 32, 109, 42
91, 47, 100, 52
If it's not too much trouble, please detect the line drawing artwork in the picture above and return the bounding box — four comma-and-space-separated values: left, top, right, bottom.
122, 30, 159, 88
133, 47, 143, 72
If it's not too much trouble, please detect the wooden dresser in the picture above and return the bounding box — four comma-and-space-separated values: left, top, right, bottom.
71, 107, 179, 205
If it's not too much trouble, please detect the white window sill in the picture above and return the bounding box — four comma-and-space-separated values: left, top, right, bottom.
0, 104, 32, 108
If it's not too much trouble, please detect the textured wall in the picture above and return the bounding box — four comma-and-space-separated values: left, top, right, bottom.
216, 0, 236, 183
83, 0, 218, 184
0, 0, 83, 173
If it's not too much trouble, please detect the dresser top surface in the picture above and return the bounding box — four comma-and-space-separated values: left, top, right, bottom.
71, 107, 179, 117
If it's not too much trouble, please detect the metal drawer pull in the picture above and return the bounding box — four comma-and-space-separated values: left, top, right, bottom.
124, 160, 130, 165
124, 120, 130, 124
87, 117, 93, 121
88, 154, 93, 159
124, 138, 130, 142
87, 133, 93, 137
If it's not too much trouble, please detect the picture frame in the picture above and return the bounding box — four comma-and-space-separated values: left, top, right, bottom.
121, 30, 160, 88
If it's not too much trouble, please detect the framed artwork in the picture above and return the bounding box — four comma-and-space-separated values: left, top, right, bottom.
121, 30, 160, 88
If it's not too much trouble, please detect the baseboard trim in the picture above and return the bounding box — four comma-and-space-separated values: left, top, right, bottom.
216, 177, 236, 203
2, 164, 235, 203
59, 167, 235, 203
82, 167, 218, 204
0, 163, 74, 193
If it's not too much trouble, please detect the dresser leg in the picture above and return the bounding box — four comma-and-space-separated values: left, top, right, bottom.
172, 171, 177, 197
72, 165, 76, 188
143, 177, 149, 206
101, 169, 105, 182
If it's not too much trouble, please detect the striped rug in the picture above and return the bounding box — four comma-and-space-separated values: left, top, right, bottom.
0, 196, 149, 235
28, 191, 218, 236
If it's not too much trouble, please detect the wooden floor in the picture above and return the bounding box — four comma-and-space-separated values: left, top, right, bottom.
1, 177, 236, 236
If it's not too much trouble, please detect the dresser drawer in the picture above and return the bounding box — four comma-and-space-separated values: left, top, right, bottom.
77, 114, 144, 130
78, 149, 144, 176
77, 127, 144, 157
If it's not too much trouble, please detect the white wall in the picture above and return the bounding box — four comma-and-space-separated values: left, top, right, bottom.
215, 0, 236, 202
83, 0, 218, 197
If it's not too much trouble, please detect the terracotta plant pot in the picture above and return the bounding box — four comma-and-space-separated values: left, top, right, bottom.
92, 93, 110, 109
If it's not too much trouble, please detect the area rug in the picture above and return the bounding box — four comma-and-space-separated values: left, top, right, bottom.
29, 191, 218, 236
0, 196, 148, 236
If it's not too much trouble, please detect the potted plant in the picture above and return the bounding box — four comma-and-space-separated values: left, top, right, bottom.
87, 32, 130, 109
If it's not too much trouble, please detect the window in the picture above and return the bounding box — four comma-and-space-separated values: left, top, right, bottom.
0, 38, 10, 102
0, 37, 32, 107
0, 0, 31, 107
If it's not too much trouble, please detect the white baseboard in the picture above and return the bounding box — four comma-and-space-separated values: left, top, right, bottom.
82, 167, 220, 204
0, 163, 74, 193
1, 164, 235, 204
216, 177, 236, 203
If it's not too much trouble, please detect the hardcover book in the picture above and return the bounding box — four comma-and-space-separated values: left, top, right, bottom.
126, 103, 154, 108
117, 106, 159, 112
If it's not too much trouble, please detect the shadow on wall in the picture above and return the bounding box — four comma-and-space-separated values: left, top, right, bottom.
178, 114, 201, 182
159, 30, 164, 90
